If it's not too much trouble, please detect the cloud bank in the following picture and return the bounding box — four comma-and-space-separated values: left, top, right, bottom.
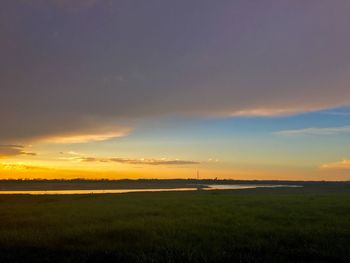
1, 1, 350, 143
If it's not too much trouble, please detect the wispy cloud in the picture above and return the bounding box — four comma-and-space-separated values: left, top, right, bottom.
0, 145, 36, 158
60, 153, 199, 166
0, 162, 42, 171
320, 159, 350, 171
230, 107, 313, 117
41, 127, 131, 144
324, 111, 350, 116
275, 126, 350, 136
109, 158, 200, 166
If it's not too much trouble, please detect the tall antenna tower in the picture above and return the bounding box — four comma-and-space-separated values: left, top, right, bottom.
196, 169, 199, 180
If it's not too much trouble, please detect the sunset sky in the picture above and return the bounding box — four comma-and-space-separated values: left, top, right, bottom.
1, 0, 350, 180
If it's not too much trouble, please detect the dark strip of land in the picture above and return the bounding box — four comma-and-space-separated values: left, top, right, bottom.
0, 179, 349, 191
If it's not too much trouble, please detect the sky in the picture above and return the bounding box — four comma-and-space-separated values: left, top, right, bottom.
1, 0, 350, 180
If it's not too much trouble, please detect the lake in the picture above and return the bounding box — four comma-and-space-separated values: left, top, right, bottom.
0, 184, 301, 195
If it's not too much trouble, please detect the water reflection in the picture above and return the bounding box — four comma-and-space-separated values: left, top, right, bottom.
0, 188, 198, 195
206, 184, 301, 190
0, 184, 301, 195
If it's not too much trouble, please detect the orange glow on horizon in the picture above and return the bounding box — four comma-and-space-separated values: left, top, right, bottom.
0, 161, 347, 181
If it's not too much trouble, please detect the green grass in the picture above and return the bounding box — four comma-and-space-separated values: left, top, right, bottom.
0, 186, 350, 262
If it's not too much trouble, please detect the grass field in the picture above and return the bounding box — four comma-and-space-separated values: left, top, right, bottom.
0, 185, 350, 262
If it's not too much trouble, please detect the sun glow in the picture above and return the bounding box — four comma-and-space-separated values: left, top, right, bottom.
0, 162, 36, 171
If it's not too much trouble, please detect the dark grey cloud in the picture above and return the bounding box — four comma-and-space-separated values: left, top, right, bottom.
1, 0, 350, 143
0, 145, 36, 158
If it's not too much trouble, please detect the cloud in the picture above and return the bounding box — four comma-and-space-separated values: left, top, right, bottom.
229, 108, 314, 117
275, 126, 350, 136
324, 109, 350, 116
0, 116, 131, 144
0, 162, 42, 171
320, 159, 350, 171
61, 153, 199, 166
0, 145, 36, 158
1, 1, 350, 143
109, 158, 200, 166
40, 127, 131, 144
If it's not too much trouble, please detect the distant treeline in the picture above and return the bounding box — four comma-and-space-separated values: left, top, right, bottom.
0, 178, 349, 185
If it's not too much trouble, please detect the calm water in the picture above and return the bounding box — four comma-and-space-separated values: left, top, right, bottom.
206, 184, 301, 190
0, 184, 301, 195
0, 188, 198, 195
